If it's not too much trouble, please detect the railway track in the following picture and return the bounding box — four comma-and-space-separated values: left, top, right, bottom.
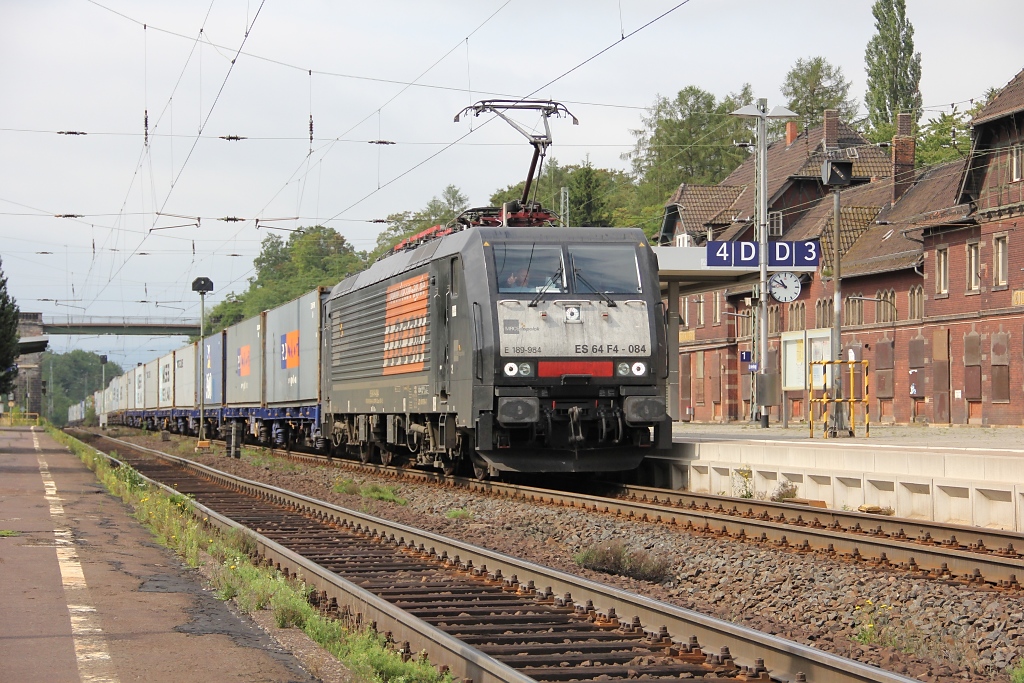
73, 430, 916, 683
102, 427, 1024, 590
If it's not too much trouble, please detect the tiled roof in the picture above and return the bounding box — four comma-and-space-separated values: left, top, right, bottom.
972, 68, 1024, 125
720, 119, 889, 221
784, 178, 893, 242
819, 206, 881, 272
664, 185, 745, 236
840, 160, 969, 278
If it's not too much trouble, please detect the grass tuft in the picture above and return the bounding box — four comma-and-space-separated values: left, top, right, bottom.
0, 529, 22, 537
574, 541, 671, 583
445, 508, 472, 520
333, 478, 361, 495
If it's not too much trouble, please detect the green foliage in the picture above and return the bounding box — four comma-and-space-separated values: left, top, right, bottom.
43, 350, 124, 426
864, 0, 922, 131
332, 477, 361, 495
1010, 658, 1024, 683
574, 541, 671, 583
367, 185, 469, 262
0, 529, 22, 537
0, 256, 20, 396
206, 225, 364, 333
359, 483, 407, 505
781, 56, 858, 130
626, 85, 754, 202
916, 110, 970, 167
444, 508, 472, 520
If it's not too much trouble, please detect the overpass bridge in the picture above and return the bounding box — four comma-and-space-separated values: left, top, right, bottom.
41, 316, 200, 336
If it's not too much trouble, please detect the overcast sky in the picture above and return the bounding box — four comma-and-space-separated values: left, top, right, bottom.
4, 0, 1023, 369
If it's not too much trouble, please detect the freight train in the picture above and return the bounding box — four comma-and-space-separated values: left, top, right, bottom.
70, 101, 672, 476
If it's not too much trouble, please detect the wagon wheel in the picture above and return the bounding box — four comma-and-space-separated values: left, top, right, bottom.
470, 453, 490, 481
379, 448, 394, 467
441, 459, 458, 477
358, 441, 376, 464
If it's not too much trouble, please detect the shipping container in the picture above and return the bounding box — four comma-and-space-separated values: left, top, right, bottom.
174, 343, 197, 408
118, 373, 130, 411
127, 368, 137, 410
225, 314, 264, 406
199, 331, 225, 406
158, 353, 175, 408
144, 360, 159, 409
264, 288, 324, 405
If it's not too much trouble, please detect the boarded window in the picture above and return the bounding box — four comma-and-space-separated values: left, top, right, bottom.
992, 366, 1010, 402
964, 332, 982, 366
695, 351, 705, 405
908, 338, 926, 369
964, 365, 982, 401
875, 340, 894, 370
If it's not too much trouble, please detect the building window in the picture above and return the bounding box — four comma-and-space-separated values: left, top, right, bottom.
679, 296, 688, 328
936, 248, 948, 294
1013, 145, 1023, 182
994, 235, 1008, 286
967, 242, 980, 292
875, 289, 897, 323
713, 292, 721, 325
816, 297, 833, 328
787, 301, 805, 331
739, 310, 752, 337
767, 305, 782, 335
695, 294, 704, 327
845, 294, 864, 326
908, 285, 923, 319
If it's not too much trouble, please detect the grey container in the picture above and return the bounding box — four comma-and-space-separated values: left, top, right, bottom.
144, 360, 159, 409
126, 368, 137, 410
174, 343, 197, 408
225, 313, 265, 406
264, 288, 325, 406
158, 353, 175, 408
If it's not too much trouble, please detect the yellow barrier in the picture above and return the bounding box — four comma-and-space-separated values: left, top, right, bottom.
0, 413, 41, 427
808, 360, 869, 439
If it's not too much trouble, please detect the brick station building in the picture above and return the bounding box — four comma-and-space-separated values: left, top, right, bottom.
660, 68, 1024, 426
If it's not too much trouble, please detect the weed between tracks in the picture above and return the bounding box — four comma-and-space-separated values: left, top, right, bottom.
574, 540, 671, 583
0, 529, 22, 537
51, 427, 450, 683
333, 478, 408, 505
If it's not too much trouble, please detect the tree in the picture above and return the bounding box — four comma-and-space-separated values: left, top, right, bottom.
43, 350, 123, 426
781, 56, 858, 130
368, 185, 469, 261
0, 257, 19, 396
206, 225, 365, 334
568, 159, 609, 226
625, 84, 754, 208
916, 109, 970, 167
864, 0, 922, 135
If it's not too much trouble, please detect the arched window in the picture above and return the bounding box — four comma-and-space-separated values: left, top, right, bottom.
908, 285, 923, 320
844, 294, 864, 326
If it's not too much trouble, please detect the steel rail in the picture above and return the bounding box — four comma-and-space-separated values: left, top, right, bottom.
80, 431, 916, 683
100, 427, 1024, 588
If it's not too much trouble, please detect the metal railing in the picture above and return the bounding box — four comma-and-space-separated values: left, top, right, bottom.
809, 360, 870, 438
1, 412, 41, 427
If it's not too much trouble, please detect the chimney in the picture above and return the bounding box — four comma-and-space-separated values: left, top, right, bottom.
891, 112, 915, 203
786, 121, 799, 146
823, 109, 838, 150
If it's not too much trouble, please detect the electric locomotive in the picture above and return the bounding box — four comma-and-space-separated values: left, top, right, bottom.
321, 100, 670, 476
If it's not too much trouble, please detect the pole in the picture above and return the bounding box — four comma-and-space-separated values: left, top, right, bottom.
199, 291, 206, 442
830, 188, 848, 435
101, 362, 105, 426
756, 98, 769, 428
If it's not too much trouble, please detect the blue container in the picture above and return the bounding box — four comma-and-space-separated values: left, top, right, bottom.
199, 331, 225, 407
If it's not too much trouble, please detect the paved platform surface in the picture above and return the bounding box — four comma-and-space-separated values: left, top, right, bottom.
0, 426, 316, 683
673, 421, 1024, 453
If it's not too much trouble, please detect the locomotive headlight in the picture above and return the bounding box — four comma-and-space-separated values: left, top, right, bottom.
518, 362, 533, 377
503, 362, 519, 377
631, 361, 647, 376
616, 362, 631, 376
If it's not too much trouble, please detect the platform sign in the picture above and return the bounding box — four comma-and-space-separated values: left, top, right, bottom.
707, 240, 820, 268
706, 241, 759, 267
740, 350, 752, 362
748, 362, 759, 372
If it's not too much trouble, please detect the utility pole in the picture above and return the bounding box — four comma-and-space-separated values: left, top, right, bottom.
192, 277, 214, 445
821, 158, 853, 436
731, 99, 796, 428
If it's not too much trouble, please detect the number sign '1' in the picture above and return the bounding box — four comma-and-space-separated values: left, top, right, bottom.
706, 240, 819, 268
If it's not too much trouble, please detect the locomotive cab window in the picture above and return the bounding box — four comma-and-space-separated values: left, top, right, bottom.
494, 244, 566, 293
568, 244, 642, 294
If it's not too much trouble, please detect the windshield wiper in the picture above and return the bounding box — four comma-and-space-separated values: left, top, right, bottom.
573, 268, 617, 307
528, 263, 563, 307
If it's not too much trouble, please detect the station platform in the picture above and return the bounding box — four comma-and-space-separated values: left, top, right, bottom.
0, 426, 317, 683
641, 422, 1024, 531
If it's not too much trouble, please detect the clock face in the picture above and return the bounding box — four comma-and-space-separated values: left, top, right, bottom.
769, 271, 801, 303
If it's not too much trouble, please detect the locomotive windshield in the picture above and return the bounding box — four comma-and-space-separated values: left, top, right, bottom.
494, 244, 566, 293
568, 245, 642, 294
